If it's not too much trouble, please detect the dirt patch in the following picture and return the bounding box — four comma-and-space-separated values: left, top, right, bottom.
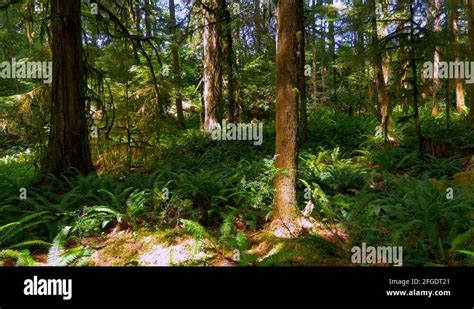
140, 237, 212, 266
89, 229, 215, 266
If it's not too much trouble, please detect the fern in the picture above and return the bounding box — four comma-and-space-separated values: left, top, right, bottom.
0, 212, 49, 247
0, 249, 36, 266
8, 240, 50, 249
46, 227, 93, 266
219, 210, 237, 242
16, 250, 37, 266
0, 249, 22, 260
47, 226, 71, 266
181, 219, 217, 246
88, 206, 124, 222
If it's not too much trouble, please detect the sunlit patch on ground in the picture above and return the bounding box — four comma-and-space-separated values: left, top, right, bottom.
88, 229, 215, 266
139, 236, 213, 266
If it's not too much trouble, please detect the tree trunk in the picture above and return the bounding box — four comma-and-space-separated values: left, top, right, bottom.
145, 0, 153, 37
469, 0, 474, 126
409, 1, 422, 149
24, 0, 34, 44
312, 45, 318, 106
431, 0, 442, 116
328, 0, 337, 104
222, 0, 236, 123
272, 0, 304, 238
370, 0, 390, 140
296, 3, 307, 143
134, 0, 142, 33
254, 0, 262, 53
42, 0, 94, 176
202, 0, 223, 132
169, 0, 185, 129
449, 0, 466, 112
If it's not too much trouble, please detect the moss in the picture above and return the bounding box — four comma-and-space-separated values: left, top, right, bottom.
250, 232, 349, 266
89, 228, 195, 266
91, 235, 142, 266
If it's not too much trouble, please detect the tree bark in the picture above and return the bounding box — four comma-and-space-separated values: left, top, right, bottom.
42, 0, 94, 176
409, 0, 422, 150
328, 0, 337, 104
449, 0, 466, 112
24, 0, 34, 44
296, 3, 307, 143
370, 0, 390, 140
221, 0, 236, 123
169, 0, 185, 129
431, 0, 442, 116
202, 0, 223, 132
469, 0, 474, 126
254, 0, 262, 53
272, 0, 304, 238
145, 0, 153, 37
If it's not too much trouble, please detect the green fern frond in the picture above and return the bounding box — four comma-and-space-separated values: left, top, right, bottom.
235, 232, 249, 251
47, 226, 71, 266
58, 247, 88, 266
0, 249, 22, 259
181, 219, 217, 245
0, 222, 21, 233
0, 220, 47, 245
220, 210, 237, 239
16, 250, 36, 266
88, 206, 123, 222
8, 240, 51, 249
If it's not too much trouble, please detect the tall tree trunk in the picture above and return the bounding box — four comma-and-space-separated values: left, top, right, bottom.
328, 0, 337, 104
222, 0, 236, 123
254, 0, 262, 53
42, 0, 94, 176
202, 0, 223, 132
145, 0, 152, 37
449, 0, 466, 112
381, 5, 391, 139
370, 0, 390, 140
234, 2, 243, 122
431, 0, 442, 116
469, 0, 474, 126
128, 0, 139, 33
312, 45, 318, 106
169, 0, 185, 129
409, 0, 422, 150
135, 0, 142, 33
272, 0, 304, 238
296, 4, 307, 143
24, 0, 34, 44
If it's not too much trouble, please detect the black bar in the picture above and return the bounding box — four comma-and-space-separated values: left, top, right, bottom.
0, 267, 472, 307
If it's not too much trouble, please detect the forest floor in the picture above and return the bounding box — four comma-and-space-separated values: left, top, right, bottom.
71, 222, 350, 266
1, 109, 474, 267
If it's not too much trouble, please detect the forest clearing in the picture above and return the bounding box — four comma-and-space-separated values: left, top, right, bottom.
0, 0, 473, 268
